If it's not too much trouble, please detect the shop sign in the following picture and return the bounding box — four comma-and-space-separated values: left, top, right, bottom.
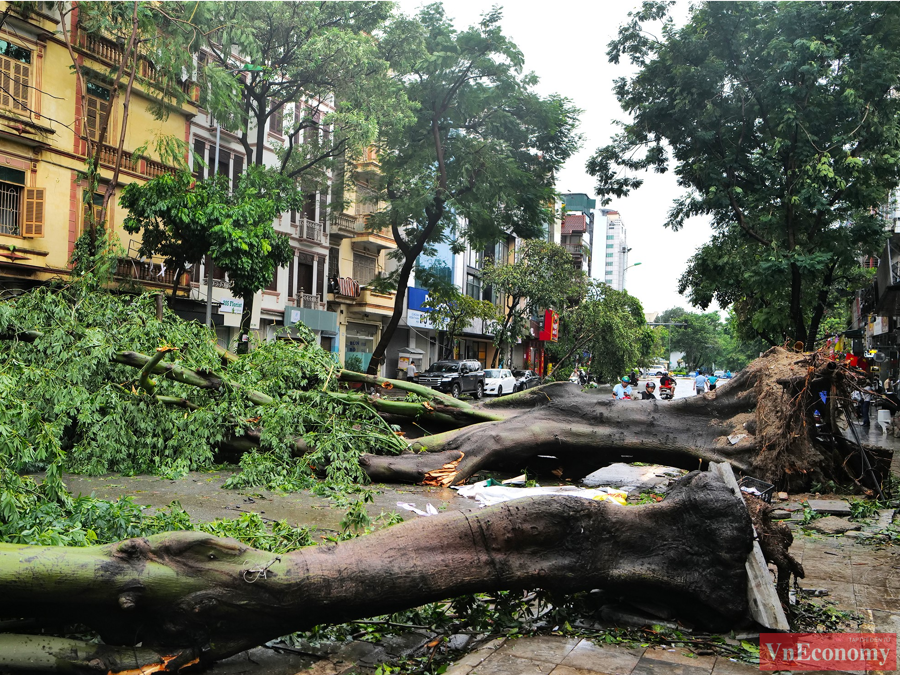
408, 309, 446, 329
873, 316, 889, 336
220, 297, 244, 314
538, 310, 559, 342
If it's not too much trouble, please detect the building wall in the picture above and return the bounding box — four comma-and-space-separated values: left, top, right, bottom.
0, 5, 194, 289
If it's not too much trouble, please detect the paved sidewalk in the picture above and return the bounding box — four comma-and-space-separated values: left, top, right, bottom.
445, 637, 760, 675
439, 527, 899, 675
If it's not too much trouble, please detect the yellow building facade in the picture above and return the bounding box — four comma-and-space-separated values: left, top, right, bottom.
0, 3, 192, 291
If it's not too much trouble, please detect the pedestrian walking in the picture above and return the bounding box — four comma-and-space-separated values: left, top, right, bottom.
694, 371, 708, 395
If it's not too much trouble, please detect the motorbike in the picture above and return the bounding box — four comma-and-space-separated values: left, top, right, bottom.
659, 382, 676, 400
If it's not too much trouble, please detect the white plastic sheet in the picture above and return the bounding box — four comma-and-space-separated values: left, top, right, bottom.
453, 481, 627, 507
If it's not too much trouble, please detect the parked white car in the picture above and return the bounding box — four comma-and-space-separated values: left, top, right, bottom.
483, 368, 517, 396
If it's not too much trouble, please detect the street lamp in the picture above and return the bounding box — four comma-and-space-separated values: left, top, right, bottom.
625, 262, 642, 271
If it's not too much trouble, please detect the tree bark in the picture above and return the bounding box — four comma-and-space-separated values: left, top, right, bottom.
365, 199, 444, 376
361, 348, 873, 490
0, 471, 752, 671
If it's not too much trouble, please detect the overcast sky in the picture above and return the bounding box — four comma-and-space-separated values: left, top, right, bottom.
397, 0, 713, 315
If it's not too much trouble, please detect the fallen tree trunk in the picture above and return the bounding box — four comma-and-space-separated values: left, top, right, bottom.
0, 471, 752, 672
363, 348, 882, 490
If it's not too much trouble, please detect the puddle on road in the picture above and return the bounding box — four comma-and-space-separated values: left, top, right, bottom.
59, 470, 467, 539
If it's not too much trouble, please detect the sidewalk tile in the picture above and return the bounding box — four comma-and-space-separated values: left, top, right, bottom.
550, 666, 616, 675
629, 658, 711, 675
710, 657, 761, 675
499, 636, 580, 664
802, 559, 853, 581
558, 640, 644, 674
444, 638, 506, 675
855, 584, 900, 612
465, 652, 555, 675
641, 646, 715, 673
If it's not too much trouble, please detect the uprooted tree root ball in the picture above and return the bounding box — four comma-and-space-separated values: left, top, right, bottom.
362, 347, 888, 493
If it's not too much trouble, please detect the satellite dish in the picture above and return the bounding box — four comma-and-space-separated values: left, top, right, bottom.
874, 351, 887, 363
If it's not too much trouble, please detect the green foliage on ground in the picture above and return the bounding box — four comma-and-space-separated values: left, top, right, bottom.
0, 280, 403, 540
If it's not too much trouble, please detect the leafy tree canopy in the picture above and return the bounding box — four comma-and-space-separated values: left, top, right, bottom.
0, 281, 405, 545
547, 282, 651, 384
481, 240, 584, 367
121, 166, 300, 328
194, 0, 405, 183
589, 1, 900, 349
364, 4, 581, 373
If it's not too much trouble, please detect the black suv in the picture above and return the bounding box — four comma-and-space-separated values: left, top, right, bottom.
512, 369, 540, 392
413, 359, 485, 399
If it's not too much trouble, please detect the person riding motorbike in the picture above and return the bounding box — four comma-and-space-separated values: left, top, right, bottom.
659, 372, 676, 388
659, 372, 676, 400
640, 381, 657, 400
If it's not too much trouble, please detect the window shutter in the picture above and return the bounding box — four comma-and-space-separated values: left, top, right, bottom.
23, 187, 44, 237
288, 256, 295, 298
0, 60, 10, 109
12, 62, 28, 111
86, 96, 99, 140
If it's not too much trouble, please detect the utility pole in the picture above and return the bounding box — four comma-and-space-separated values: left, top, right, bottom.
204, 122, 221, 327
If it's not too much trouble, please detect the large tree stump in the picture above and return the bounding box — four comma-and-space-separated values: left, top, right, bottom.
0, 470, 751, 672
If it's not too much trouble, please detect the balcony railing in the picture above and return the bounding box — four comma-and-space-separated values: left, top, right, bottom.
294, 217, 326, 244
563, 244, 586, 256
78, 30, 163, 85
202, 276, 232, 289
300, 293, 324, 310
96, 144, 175, 179
98, 144, 139, 173
145, 158, 174, 179
354, 218, 394, 239
333, 213, 357, 237
115, 258, 190, 287
79, 32, 123, 65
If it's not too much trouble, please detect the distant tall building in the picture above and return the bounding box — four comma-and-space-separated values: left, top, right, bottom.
600, 210, 629, 290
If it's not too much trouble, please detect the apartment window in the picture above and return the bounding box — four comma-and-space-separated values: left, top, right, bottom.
328, 246, 340, 278
606, 261, 614, 267
353, 252, 377, 286
270, 102, 284, 136
607, 235, 614, 240
193, 139, 205, 179
0, 168, 42, 237
208, 146, 230, 180
298, 253, 315, 293
0, 182, 20, 235
606, 253, 614, 258
0, 40, 30, 112
84, 192, 104, 228
465, 273, 481, 300
85, 82, 111, 142
232, 155, 243, 192
266, 267, 279, 292
606, 243, 614, 249
466, 247, 484, 270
